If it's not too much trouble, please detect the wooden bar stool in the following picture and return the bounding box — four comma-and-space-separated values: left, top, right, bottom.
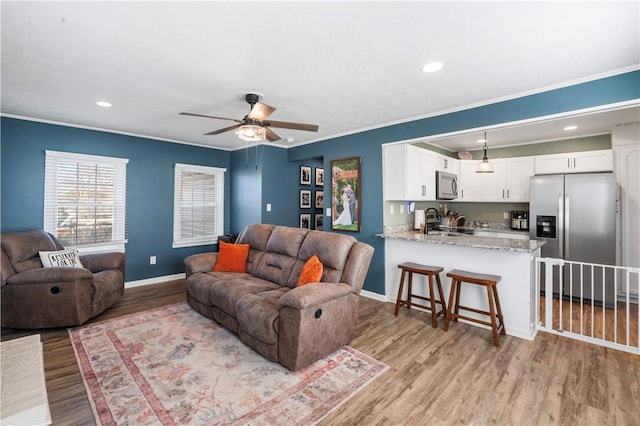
444, 269, 505, 347
394, 262, 446, 328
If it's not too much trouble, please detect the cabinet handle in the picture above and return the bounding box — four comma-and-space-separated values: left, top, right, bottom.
573, 158, 576, 168
444, 159, 448, 169
421, 185, 426, 196
461, 189, 464, 198
507, 189, 510, 199
502, 189, 505, 198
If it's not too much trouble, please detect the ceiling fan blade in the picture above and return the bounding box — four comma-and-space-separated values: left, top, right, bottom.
247, 102, 276, 121
265, 120, 319, 132
180, 112, 242, 123
204, 124, 242, 136
265, 127, 281, 142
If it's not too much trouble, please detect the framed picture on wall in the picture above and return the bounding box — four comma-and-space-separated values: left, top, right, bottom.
314, 191, 324, 209
300, 166, 311, 185
331, 157, 361, 232
300, 189, 311, 208
315, 168, 324, 186
314, 214, 323, 231
300, 213, 311, 229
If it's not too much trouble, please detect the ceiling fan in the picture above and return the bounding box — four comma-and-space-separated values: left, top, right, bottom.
180, 93, 319, 142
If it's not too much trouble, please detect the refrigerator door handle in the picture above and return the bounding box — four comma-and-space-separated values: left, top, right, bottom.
565, 195, 570, 259
558, 193, 564, 258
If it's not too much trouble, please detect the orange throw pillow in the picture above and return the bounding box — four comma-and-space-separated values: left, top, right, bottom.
297, 255, 323, 287
213, 241, 250, 273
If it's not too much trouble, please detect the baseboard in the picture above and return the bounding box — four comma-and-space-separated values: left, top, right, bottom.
125, 273, 186, 289
360, 289, 389, 303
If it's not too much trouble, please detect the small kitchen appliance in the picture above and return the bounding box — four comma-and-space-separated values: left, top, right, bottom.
510, 211, 529, 230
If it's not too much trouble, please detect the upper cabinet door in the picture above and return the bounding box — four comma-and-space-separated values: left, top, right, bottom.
458, 160, 482, 201
480, 159, 508, 201
506, 157, 534, 201
534, 150, 613, 175
572, 150, 614, 173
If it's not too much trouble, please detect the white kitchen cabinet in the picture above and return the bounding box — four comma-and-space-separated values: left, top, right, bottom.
383, 144, 435, 200
478, 159, 508, 201
613, 123, 639, 297
506, 157, 534, 201
534, 149, 613, 175
458, 157, 533, 202
458, 160, 482, 201
435, 155, 459, 175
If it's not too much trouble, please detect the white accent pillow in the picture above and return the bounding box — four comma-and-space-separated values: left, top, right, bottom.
39, 249, 84, 268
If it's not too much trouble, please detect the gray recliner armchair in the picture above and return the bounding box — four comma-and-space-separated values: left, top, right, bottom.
1, 229, 125, 329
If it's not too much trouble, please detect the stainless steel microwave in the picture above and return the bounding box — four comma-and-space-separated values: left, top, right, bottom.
436, 171, 458, 200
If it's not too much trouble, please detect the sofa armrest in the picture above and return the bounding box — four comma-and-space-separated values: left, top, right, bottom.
277, 282, 353, 310
7, 267, 93, 285
80, 252, 125, 274
184, 252, 218, 277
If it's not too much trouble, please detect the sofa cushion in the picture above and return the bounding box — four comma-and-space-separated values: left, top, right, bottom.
1, 230, 61, 273
287, 231, 356, 287
236, 293, 281, 345
297, 255, 323, 286
209, 276, 281, 318
213, 241, 249, 272
236, 224, 275, 276
253, 227, 308, 286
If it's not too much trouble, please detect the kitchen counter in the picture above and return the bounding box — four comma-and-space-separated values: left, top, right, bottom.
377, 230, 544, 253
379, 226, 543, 340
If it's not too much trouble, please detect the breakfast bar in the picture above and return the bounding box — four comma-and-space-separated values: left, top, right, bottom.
378, 229, 545, 340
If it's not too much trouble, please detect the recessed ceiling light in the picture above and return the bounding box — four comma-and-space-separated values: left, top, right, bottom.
422, 61, 444, 73
96, 101, 112, 108
563, 125, 578, 131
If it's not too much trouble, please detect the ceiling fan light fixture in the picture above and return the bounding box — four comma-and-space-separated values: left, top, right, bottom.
236, 124, 266, 142
476, 131, 494, 173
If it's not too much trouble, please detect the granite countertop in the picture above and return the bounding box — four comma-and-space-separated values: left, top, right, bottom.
377, 230, 545, 253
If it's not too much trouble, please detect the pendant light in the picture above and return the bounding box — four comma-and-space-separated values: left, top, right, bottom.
476, 131, 494, 173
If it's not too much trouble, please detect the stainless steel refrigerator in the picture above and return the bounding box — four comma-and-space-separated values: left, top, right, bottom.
529, 172, 616, 305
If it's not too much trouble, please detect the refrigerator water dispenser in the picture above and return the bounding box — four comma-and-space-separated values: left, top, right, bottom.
536, 215, 556, 238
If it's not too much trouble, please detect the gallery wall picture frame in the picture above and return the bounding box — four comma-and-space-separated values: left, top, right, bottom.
300, 189, 311, 209
315, 191, 324, 209
330, 157, 361, 232
300, 213, 311, 229
315, 168, 324, 186
314, 213, 324, 231
300, 166, 312, 185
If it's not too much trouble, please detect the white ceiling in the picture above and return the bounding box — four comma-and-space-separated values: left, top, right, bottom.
1, 1, 639, 152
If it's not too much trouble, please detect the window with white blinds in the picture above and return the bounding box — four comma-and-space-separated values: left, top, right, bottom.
44, 150, 128, 252
173, 163, 226, 248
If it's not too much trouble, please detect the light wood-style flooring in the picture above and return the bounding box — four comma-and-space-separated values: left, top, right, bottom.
2, 280, 639, 425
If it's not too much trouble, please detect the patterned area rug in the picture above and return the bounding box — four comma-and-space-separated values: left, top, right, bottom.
69, 303, 387, 425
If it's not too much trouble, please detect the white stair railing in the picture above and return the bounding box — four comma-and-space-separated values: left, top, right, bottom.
535, 257, 639, 355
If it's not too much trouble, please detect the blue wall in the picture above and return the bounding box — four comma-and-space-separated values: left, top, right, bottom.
0, 117, 231, 281
2, 71, 637, 292
289, 70, 640, 295
229, 145, 304, 234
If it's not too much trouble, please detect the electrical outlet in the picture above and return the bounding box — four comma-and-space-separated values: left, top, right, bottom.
150, 256, 156, 265
400, 205, 405, 214
503, 211, 509, 220
266, 203, 272, 212
389, 204, 395, 214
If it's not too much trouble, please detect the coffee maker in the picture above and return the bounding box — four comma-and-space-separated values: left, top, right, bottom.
510, 211, 529, 230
